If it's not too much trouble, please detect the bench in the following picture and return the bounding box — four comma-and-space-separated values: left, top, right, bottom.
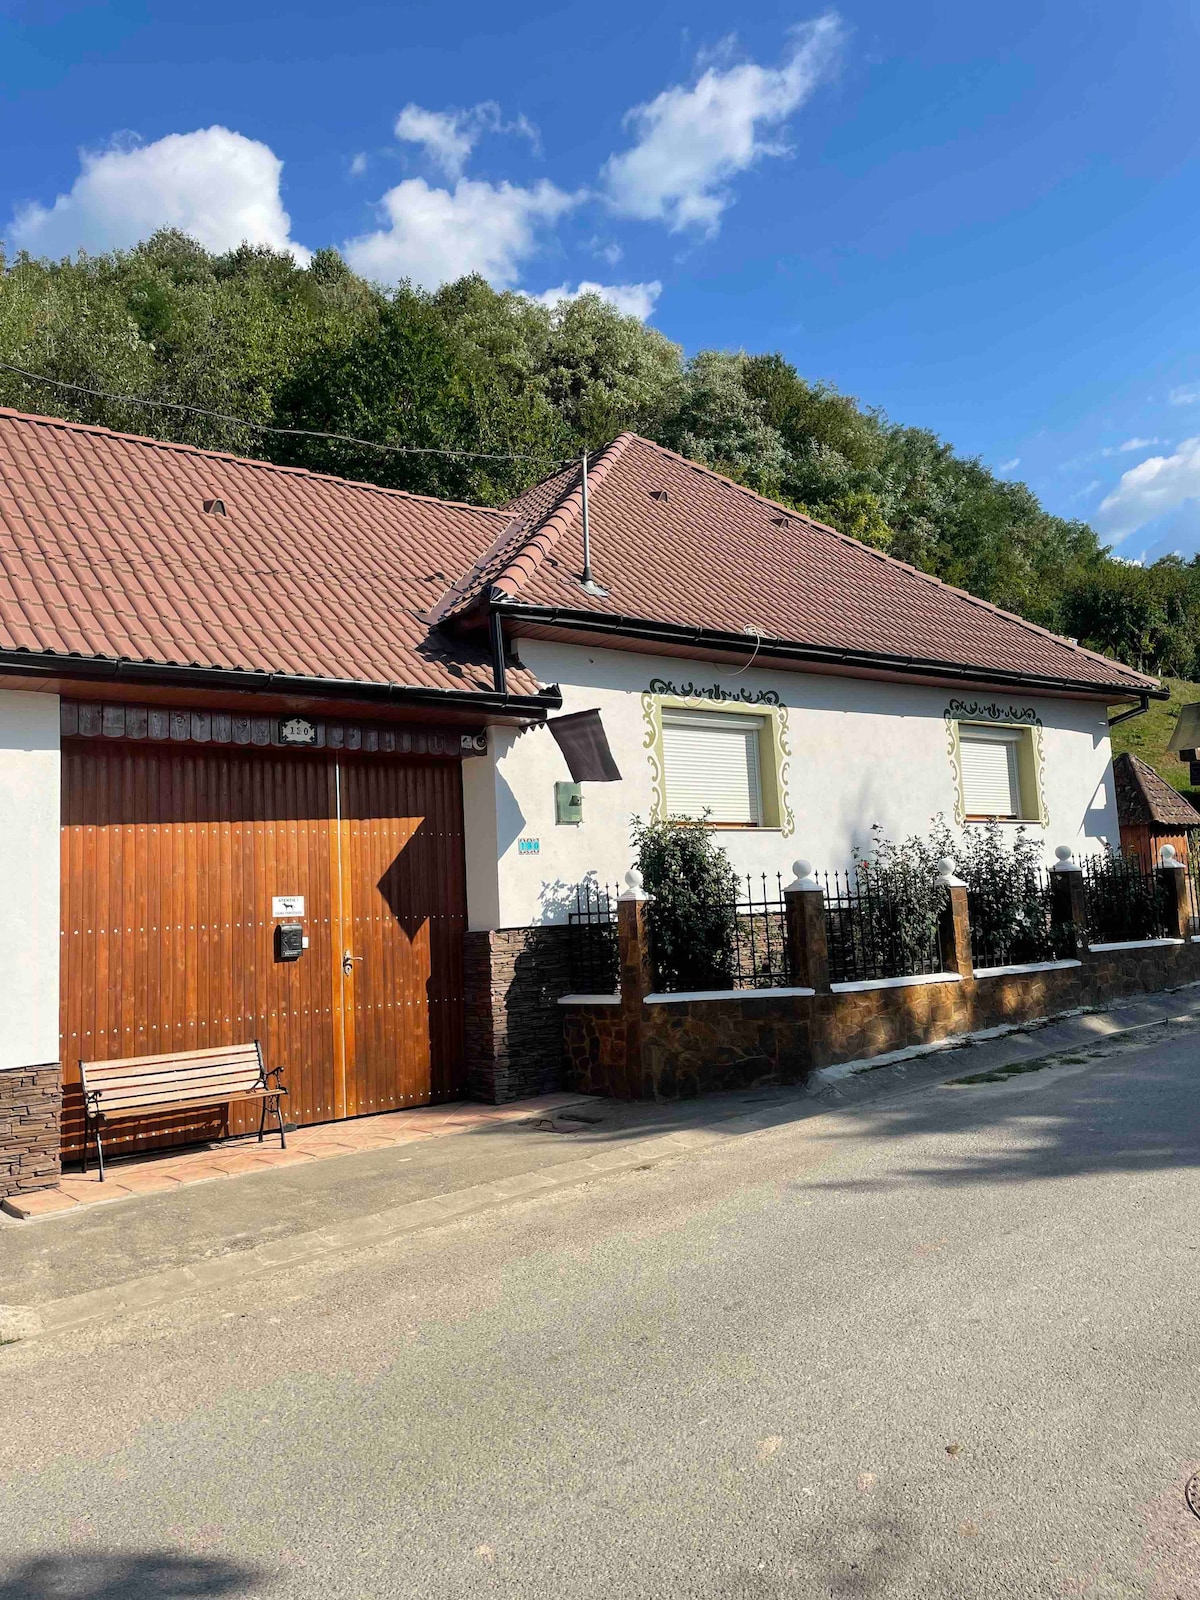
79, 1042, 287, 1181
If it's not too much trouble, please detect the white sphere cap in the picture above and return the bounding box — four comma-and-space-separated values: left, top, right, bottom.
936, 856, 955, 875
1161, 843, 1178, 863
793, 859, 813, 880
625, 867, 644, 893
1054, 844, 1074, 862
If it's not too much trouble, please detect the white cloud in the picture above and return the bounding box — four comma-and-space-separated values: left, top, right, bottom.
1169, 385, 1200, 406
532, 280, 663, 320
1097, 437, 1200, 539
998, 457, 1020, 472
343, 176, 576, 289
1119, 436, 1159, 451
7, 127, 309, 261
394, 102, 538, 181
349, 152, 368, 177
602, 15, 842, 234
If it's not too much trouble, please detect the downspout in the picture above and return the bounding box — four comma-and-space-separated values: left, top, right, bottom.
487, 594, 507, 695
1109, 693, 1151, 729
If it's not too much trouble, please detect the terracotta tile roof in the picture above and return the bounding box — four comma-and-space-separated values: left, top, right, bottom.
0, 407, 543, 697
462, 433, 1160, 698
1113, 752, 1200, 828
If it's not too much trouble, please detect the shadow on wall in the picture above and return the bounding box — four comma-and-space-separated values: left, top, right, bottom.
0, 1552, 270, 1599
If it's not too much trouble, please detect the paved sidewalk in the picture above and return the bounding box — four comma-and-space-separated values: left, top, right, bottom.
2, 1091, 592, 1220
4, 983, 1200, 1343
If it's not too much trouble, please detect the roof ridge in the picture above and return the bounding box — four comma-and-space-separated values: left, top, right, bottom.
490, 433, 638, 600
583, 432, 1153, 690
0, 406, 514, 521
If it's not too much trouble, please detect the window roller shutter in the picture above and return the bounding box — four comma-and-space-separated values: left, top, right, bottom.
662, 712, 763, 824
960, 732, 1021, 817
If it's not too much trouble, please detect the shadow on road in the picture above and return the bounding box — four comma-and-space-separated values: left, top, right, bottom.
0, 1552, 268, 1599
799, 1040, 1200, 1191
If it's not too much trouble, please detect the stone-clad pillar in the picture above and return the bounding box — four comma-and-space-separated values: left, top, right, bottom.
784, 860, 830, 992
616, 869, 654, 1099
1158, 843, 1191, 940
935, 857, 974, 978
1051, 845, 1089, 957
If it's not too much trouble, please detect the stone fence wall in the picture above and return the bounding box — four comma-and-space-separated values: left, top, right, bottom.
561, 854, 1200, 1101
0, 1063, 61, 1198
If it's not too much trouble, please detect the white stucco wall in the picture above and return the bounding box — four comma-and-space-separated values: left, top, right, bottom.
465, 642, 1120, 930
0, 690, 60, 1069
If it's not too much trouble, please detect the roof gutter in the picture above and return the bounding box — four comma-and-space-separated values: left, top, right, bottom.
0, 647, 561, 719
489, 602, 1167, 704
1108, 693, 1152, 729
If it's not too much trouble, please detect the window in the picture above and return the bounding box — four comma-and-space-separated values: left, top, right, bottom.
959, 725, 1028, 819
661, 709, 764, 825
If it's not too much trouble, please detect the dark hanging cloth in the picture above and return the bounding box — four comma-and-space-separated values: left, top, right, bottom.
547, 709, 622, 782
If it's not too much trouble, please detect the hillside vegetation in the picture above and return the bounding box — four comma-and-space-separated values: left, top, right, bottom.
1109, 677, 1200, 799
4, 230, 1200, 684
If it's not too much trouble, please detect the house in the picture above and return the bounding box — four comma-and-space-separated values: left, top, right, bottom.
1113, 750, 1200, 869
0, 408, 1162, 1193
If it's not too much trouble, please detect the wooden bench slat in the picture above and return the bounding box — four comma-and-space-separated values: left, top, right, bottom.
92, 1080, 275, 1110
96, 1088, 283, 1122
81, 1043, 261, 1073
86, 1065, 264, 1092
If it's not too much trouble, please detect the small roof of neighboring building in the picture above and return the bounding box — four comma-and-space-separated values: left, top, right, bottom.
444, 432, 1161, 700
0, 406, 541, 698
1113, 751, 1200, 829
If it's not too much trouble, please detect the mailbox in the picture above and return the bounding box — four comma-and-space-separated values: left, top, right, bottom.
275, 921, 304, 962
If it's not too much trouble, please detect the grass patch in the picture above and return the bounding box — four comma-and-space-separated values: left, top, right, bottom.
1109, 675, 1200, 800
948, 1054, 1085, 1086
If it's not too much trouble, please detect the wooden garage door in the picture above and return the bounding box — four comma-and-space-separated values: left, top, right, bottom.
60, 740, 466, 1160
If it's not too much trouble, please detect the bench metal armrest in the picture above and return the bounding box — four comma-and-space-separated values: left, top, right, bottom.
263, 1066, 288, 1095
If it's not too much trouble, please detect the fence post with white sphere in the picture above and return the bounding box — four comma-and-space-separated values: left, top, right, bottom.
935, 857, 974, 978
1050, 845, 1089, 956
615, 868, 654, 1098
783, 860, 830, 992
1157, 843, 1191, 940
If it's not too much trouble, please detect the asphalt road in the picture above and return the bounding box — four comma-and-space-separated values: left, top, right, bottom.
4, 1032, 1200, 1599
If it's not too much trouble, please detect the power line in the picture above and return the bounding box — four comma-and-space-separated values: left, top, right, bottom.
0, 359, 572, 467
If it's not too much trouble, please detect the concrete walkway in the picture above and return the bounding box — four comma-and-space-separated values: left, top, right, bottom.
3, 1092, 592, 1219
5, 982, 1200, 1347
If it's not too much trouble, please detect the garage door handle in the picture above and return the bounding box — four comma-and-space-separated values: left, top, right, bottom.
342, 951, 363, 975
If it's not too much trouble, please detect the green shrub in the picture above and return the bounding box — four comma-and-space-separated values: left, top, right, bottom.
631, 815, 739, 991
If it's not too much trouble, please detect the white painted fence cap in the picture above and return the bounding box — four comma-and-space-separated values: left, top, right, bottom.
935, 855, 965, 887
1052, 844, 1081, 872
786, 858, 821, 892
619, 867, 653, 901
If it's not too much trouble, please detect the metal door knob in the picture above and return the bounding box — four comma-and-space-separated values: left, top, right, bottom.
342, 951, 363, 975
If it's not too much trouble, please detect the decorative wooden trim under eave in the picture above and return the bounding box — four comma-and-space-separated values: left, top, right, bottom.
60, 700, 485, 759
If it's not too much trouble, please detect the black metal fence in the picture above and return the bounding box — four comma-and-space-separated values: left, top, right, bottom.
566, 880, 619, 994
1080, 852, 1171, 944
729, 873, 793, 990
822, 869, 945, 986
1186, 852, 1200, 938
645, 872, 794, 993
969, 866, 1075, 970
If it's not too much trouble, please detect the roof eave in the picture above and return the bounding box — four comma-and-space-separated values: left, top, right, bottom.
0, 647, 561, 722
488, 602, 1165, 703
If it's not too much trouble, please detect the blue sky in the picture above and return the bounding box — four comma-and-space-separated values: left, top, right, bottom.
4, 1, 1200, 560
